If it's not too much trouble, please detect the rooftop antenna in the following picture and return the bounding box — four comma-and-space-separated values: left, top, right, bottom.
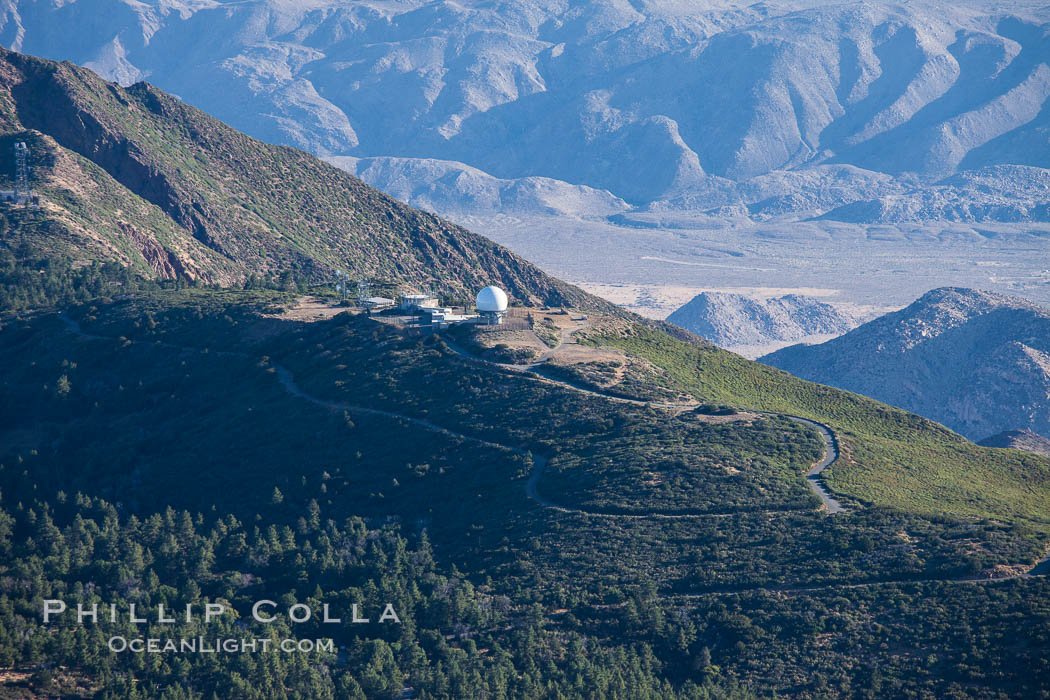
14, 142, 29, 205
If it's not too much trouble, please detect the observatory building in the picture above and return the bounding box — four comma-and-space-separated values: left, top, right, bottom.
476, 286, 508, 325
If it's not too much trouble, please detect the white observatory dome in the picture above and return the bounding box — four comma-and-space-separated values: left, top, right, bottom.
476, 286, 509, 312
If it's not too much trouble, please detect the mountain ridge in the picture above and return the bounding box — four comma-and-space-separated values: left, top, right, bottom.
761, 286, 1050, 441
7, 0, 1050, 223
0, 45, 614, 309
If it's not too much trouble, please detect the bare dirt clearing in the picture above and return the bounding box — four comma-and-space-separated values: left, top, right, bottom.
270, 296, 351, 323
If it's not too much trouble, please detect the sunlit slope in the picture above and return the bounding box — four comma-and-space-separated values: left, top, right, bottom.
583, 322, 1050, 528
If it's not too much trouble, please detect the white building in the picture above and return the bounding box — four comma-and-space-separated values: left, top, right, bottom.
400, 293, 439, 311
421, 307, 477, 327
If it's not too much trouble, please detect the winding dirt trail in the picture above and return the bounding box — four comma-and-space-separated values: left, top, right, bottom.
277, 357, 820, 520
442, 333, 845, 514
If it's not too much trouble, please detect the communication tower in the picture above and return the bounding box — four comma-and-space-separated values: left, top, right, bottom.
14, 142, 30, 204
334, 270, 351, 302
356, 280, 372, 305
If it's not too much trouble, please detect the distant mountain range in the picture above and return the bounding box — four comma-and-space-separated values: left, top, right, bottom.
762, 287, 1050, 443
667, 292, 858, 351
0, 46, 604, 307
5, 0, 1050, 223
326, 156, 630, 218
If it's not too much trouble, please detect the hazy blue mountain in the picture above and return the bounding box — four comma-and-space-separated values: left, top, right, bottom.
325, 155, 630, 217
762, 288, 1050, 441
667, 292, 857, 348
5, 0, 1050, 220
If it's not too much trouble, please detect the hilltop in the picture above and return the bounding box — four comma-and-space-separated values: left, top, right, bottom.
4, 291, 1050, 696
10, 0, 1050, 321
762, 287, 1050, 441
0, 46, 606, 309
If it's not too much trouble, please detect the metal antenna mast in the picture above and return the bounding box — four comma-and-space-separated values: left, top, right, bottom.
335, 270, 352, 302
14, 142, 29, 204
356, 279, 371, 305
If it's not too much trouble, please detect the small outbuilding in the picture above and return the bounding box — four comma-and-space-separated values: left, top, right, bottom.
400, 294, 439, 311
361, 296, 395, 311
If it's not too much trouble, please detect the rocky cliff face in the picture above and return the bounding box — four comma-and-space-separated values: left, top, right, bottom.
762, 288, 1050, 441
667, 292, 857, 349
